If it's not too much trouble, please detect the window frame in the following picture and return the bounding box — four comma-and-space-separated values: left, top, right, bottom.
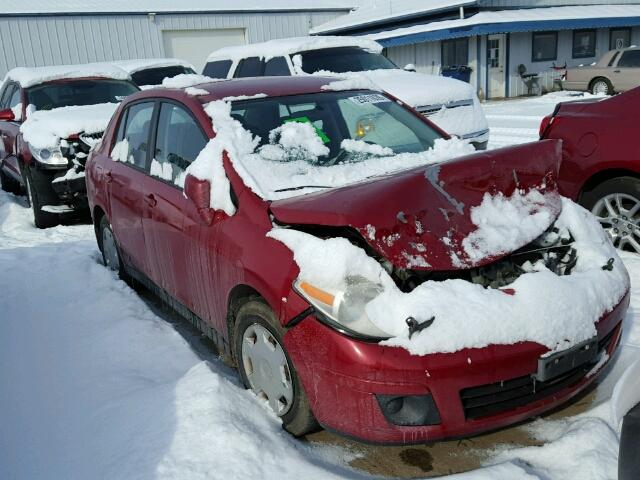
531, 31, 558, 62
111, 99, 158, 174
572, 29, 597, 59
441, 38, 469, 68
610, 27, 632, 50
147, 99, 209, 190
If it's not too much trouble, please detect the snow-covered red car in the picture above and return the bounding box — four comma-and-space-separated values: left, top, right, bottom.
203, 36, 490, 150
86, 75, 629, 444
113, 58, 196, 88
0, 63, 139, 228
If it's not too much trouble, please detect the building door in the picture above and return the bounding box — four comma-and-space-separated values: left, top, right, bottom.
163, 28, 246, 72
487, 34, 506, 98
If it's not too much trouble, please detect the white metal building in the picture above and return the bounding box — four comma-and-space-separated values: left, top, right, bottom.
0, 0, 361, 75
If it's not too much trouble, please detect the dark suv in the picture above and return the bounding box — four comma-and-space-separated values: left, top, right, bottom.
0, 64, 138, 228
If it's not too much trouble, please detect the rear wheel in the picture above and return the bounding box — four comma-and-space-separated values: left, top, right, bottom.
590, 77, 613, 95
582, 177, 640, 253
24, 166, 59, 229
233, 301, 318, 436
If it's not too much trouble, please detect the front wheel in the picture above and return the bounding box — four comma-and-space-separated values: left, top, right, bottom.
233, 301, 318, 436
581, 176, 640, 253
98, 215, 128, 280
24, 167, 59, 229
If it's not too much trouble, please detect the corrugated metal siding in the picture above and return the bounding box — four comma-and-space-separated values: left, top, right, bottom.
0, 11, 344, 77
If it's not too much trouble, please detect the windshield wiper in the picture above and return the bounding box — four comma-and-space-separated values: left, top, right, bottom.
274, 185, 332, 193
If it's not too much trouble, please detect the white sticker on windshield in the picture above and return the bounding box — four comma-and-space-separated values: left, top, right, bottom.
115, 96, 127, 101
348, 94, 390, 105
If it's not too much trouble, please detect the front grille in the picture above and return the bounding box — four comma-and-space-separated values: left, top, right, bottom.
460, 328, 618, 420
416, 98, 474, 117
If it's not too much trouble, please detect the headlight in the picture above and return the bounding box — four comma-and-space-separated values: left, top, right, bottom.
294, 276, 391, 340
29, 145, 67, 166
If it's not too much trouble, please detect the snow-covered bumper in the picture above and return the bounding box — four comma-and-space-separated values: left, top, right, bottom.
283, 291, 628, 444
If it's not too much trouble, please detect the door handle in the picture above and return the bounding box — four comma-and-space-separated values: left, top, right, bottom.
614, 70, 621, 73
144, 193, 157, 207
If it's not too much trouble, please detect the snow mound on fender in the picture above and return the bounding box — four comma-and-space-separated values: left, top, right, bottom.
269, 197, 629, 355
20, 103, 118, 150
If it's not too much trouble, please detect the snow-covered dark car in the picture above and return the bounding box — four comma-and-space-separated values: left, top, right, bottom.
86, 75, 629, 444
0, 63, 139, 228
114, 58, 196, 88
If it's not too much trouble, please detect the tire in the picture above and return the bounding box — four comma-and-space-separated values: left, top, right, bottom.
590, 77, 613, 95
24, 166, 60, 229
0, 165, 20, 194
581, 176, 640, 253
233, 300, 319, 437
98, 215, 129, 280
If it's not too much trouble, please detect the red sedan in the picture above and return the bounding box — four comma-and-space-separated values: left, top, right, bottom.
86, 76, 628, 444
540, 88, 640, 253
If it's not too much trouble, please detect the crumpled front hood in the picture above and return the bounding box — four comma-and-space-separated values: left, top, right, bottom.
270, 140, 563, 271
359, 69, 477, 107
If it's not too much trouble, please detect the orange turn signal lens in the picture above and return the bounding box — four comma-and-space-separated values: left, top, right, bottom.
299, 281, 335, 306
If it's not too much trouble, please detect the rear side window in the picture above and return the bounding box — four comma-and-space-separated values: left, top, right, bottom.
203, 60, 232, 79
608, 51, 620, 67
618, 50, 640, 68
264, 57, 290, 76
152, 102, 207, 186
234, 57, 264, 78
113, 102, 155, 169
130, 66, 195, 87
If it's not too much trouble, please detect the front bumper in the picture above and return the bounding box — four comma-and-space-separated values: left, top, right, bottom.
284, 291, 629, 444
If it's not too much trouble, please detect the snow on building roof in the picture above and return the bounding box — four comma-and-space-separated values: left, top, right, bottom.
0, 0, 364, 15
365, 4, 640, 47
310, 0, 476, 35
5, 63, 131, 88
113, 58, 195, 75
206, 36, 382, 62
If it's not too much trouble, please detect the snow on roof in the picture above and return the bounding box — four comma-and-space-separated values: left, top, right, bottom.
207, 36, 382, 62
366, 4, 640, 44
113, 58, 195, 75
310, 0, 475, 35
5, 63, 131, 88
0, 0, 363, 15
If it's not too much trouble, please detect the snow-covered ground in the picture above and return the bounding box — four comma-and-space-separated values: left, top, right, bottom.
0, 92, 638, 479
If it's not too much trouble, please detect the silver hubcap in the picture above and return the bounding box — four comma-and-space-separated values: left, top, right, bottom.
593, 81, 608, 95
241, 323, 294, 416
592, 193, 640, 253
102, 226, 120, 271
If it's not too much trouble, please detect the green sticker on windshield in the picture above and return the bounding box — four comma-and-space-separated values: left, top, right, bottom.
284, 116, 331, 144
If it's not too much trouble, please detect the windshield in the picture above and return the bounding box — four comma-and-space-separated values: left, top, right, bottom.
131, 66, 196, 86
295, 47, 398, 74
26, 79, 139, 111
231, 90, 441, 166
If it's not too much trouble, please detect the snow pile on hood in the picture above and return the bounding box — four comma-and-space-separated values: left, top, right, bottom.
5, 63, 130, 89
454, 189, 561, 266
21, 103, 118, 150
269, 197, 629, 355
161, 74, 216, 90
114, 58, 194, 74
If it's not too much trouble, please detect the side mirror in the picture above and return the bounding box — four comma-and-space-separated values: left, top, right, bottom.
0, 108, 15, 121
404, 63, 417, 72
184, 174, 214, 226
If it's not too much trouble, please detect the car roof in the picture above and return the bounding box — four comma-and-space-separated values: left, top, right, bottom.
113, 58, 195, 74
206, 35, 382, 63
4, 62, 131, 88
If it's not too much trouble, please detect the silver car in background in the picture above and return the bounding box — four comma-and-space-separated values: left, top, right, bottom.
563, 47, 640, 95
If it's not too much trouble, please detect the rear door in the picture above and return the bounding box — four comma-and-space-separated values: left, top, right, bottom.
613, 50, 640, 91
0, 83, 24, 182
142, 101, 208, 306
107, 101, 156, 274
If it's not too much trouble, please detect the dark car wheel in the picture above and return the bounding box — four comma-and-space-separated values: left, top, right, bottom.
24, 167, 60, 229
581, 176, 640, 253
619, 402, 640, 480
0, 166, 21, 194
98, 215, 128, 280
233, 300, 319, 437
590, 77, 613, 95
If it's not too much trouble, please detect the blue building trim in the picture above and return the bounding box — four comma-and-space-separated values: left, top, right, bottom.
377, 16, 640, 48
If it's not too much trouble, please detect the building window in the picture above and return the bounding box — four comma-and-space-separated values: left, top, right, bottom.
532, 31, 557, 62
441, 38, 469, 67
610, 28, 631, 50
573, 30, 596, 58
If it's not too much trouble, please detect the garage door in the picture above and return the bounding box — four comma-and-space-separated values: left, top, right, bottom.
163, 28, 246, 73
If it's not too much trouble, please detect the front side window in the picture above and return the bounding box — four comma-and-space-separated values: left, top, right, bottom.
573, 30, 596, 58
532, 32, 557, 62
130, 66, 196, 87
442, 38, 469, 67
610, 28, 631, 50
264, 57, 290, 76
618, 50, 640, 68
112, 102, 155, 169
26, 79, 139, 111
0, 84, 16, 109
151, 102, 207, 186
8, 88, 21, 109
295, 47, 397, 74
234, 57, 264, 78
203, 60, 232, 79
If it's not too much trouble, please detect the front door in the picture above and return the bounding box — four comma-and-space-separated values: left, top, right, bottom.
0, 83, 23, 181
487, 34, 506, 98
